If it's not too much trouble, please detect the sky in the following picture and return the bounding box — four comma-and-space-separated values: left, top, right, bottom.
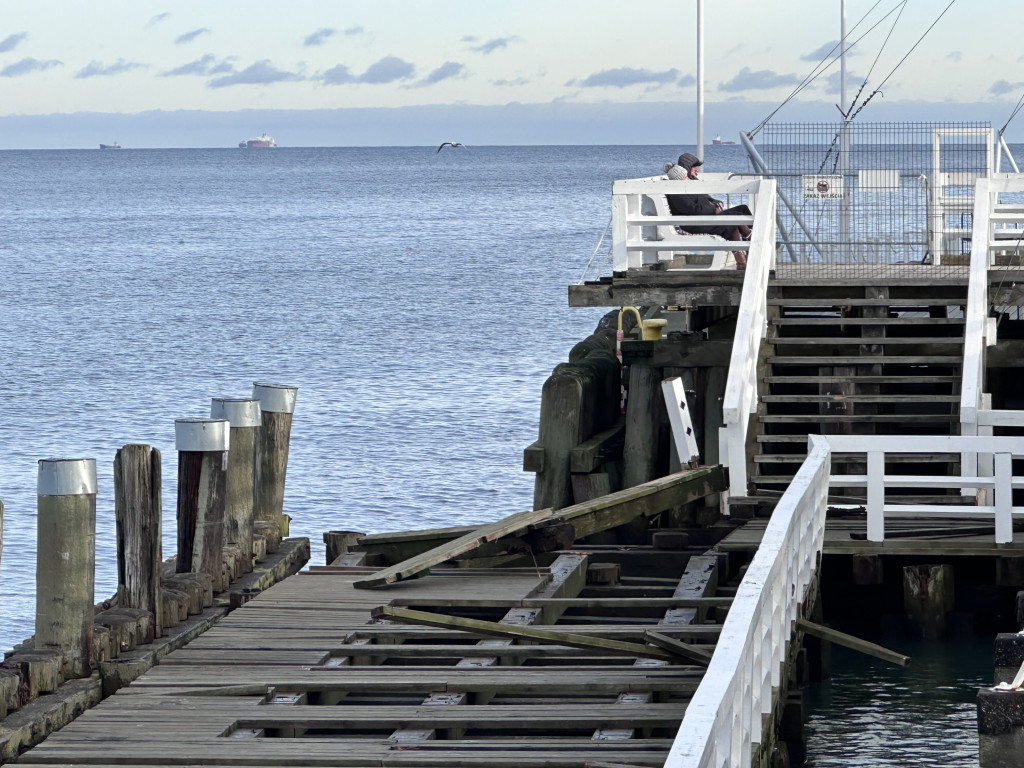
0, 0, 1021, 147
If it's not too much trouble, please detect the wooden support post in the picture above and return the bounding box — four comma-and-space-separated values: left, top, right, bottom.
253, 382, 298, 545
174, 419, 229, 592
113, 444, 162, 642
623, 364, 661, 489
35, 458, 97, 678
903, 564, 955, 640
211, 398, 261, 573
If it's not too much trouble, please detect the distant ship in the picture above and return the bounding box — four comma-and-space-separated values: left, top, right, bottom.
99, 142, 121, 149
239, 134, 277, 148
712, 135, 736, 145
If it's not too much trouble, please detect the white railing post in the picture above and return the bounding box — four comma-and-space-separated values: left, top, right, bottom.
611, 191, 628, 273
995, 452, 1013, 544
866, 450, 885, 542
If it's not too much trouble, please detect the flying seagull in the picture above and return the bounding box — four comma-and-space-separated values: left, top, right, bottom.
437, 141, 465, 153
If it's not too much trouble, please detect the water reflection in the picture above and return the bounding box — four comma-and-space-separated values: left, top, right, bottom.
804, 632, 992, 766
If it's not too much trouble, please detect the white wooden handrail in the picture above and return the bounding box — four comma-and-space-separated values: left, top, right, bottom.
611, 175, 765, 272
717, 181, 777, 498
960, 174, 1024, 481
666, 435, 830, 768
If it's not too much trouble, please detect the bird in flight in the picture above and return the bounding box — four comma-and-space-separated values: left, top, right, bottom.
437, 141, 465, 153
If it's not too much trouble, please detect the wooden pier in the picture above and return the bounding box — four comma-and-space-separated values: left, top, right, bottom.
14, 468, 743, 768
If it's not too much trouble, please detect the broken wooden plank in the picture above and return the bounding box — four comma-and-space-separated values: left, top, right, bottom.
353, 465, 724, 589
796, 618, 910, 667
371, 605, 679, 662
644, 631, 714, 666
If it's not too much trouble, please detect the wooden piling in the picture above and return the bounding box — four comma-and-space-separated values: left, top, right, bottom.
113, 444, 162, 642
211, 397, 261, 573
35, 458, 97, 679
903, 564, 955, 640
252, 383, 298, 546
623, 364, 661, 489
174, 419, 229, 591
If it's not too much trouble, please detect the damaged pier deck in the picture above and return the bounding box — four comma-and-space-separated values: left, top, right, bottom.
16, 468, 756, 768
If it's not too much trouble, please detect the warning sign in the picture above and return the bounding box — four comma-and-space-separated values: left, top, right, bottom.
802, 174, 844, 200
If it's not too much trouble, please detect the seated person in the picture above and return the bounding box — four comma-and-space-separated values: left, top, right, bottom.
665, 152, 752, 268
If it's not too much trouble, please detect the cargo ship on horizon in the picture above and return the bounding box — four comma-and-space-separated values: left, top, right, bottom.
239, 133, 276, 148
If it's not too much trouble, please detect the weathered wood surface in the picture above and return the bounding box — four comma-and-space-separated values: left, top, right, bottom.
719, 517, 1024, 555
35, 490, 95, 679
176, 450, 227, 588
223, 423, 258, 572
19, 539, 726, 768
353, 465, 723, 588
114, 444, 162, 642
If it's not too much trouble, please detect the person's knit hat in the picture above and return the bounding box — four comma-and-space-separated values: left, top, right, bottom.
676, 152, 704, 171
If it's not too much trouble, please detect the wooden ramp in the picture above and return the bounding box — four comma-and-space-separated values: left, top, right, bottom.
17, 470, 730, 768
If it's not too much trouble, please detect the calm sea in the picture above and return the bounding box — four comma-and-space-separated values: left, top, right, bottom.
1, 142, 1019, 764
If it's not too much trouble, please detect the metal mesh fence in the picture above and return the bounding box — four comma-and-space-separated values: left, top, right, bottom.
753, 122, 992, 277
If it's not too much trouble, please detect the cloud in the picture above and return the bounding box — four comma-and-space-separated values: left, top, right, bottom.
947, 51, 962, 63
75, 59, 146, 78
320, 56, 415, 85
0, 32, 28, 53
461, 35, 478, 43
801, 41, 849, 62
175, 28, 210, 45
146, 13, 170, 28
570, 67, 681, 88
718, 67, 801, 92
208, 60, 304, 88
413, 61, 464, 87
304, 28, 336, 46
494, 77, 529, 87
161, 54, 234, 77
468, 36, 517, 54
359, 56, 414, 83
989, 79, 1024, 96
322, 64, 355, 84
343, 26, 364, 36
677, 74, 696, 87
0, 57, 61, 77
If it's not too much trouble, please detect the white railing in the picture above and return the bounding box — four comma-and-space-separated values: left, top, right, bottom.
610, 175, 769, 273
960, 174, 1024, 479
666, 435, 830, 768
717, 182, 777, 498
827, 434, 1024, 544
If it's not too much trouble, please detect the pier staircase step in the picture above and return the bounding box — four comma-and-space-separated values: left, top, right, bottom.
748, 278, 968, 498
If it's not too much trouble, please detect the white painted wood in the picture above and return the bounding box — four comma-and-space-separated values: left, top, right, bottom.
662, 377, 700, 465
995, 452, 1014, 543
866, 451, 885, 542
718, 182, 776, 498
666, 435, 828, 768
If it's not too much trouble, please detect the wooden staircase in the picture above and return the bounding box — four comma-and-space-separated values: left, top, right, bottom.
751, 278, 969, 499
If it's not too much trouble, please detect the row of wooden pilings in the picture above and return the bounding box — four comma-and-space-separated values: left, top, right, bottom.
0, 381, 298, 722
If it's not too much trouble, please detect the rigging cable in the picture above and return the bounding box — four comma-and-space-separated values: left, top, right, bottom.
577, 214, 613, 285
845, 0, 958, 121
748, 0, 900, 138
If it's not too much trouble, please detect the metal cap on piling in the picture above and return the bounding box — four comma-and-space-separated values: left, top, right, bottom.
174, 418, 230, 452
37, 458, 97, 496
252, 382, 298, 414
211, 398, 262, 427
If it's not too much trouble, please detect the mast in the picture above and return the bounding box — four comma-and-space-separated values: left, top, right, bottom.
696, 0, 704, 157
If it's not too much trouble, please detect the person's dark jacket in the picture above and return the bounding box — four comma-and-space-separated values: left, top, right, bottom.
664, 163, 722, 216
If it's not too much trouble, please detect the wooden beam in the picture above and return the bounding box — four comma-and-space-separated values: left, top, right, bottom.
353, 466, 723, 589
796, 618, 910, 667
570, 422, 625, 473
372, 606, 681, 662
644, 631, 714, 666
387, 597, 734, 609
